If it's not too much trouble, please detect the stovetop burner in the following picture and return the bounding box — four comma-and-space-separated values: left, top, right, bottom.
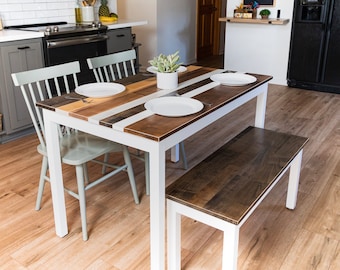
6, 21, 107, 37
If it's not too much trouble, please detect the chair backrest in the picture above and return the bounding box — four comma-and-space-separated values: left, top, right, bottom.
11, 61, 81, 149
87, 49, 136, 82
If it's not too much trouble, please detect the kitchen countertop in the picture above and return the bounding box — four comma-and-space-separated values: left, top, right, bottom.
0, 19, 147, 43
0, 29, 44, 43
105, 19, 147, 29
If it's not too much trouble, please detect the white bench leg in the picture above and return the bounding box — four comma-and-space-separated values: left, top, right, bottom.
286, 149, 303, 210
222, 224, 239, 270
167, 199, 241, 270
167, 199, 181, 270
254, 86, 268, 128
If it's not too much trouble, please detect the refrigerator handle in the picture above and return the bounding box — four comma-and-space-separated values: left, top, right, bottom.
326, 0, 335, 29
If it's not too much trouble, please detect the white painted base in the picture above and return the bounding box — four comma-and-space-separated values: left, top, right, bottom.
167, 149, 303, 269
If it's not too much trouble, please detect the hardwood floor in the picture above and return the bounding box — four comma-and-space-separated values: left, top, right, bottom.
0, 57, 339, 269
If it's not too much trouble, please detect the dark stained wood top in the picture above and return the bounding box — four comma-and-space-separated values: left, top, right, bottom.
124, 73, 272, 141
36, 66, 273, 142
166, 127, 309, 225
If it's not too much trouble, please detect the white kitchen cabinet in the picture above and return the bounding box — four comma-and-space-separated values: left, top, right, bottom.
0, 38, 44, 143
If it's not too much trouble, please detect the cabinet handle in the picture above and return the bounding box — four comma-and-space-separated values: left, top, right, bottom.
17, 46, 30, 50
116, 34, 125, 38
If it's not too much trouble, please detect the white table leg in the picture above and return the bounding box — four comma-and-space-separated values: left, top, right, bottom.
255, 85, 268, 128
170, 144, 180, 163
43, 110, 68, 237
222, 224, 239, 270
167, 200, 182, 270
286, 150, 303, 210
149, 146, 166, 270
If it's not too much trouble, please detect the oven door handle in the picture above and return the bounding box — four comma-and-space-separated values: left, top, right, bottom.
46, 34, 108, 48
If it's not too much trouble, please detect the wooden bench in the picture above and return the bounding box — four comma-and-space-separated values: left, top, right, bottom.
166, 126, 308, 270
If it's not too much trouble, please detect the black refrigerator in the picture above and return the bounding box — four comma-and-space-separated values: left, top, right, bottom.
287, 0, 340, 94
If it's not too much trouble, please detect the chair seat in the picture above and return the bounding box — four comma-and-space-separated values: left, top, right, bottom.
37, 132, 123, 166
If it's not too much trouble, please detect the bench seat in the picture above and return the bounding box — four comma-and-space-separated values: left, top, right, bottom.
166, 126, 308, 269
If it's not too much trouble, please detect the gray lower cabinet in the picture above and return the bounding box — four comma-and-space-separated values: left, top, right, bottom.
107, 27, 141, 72
107, 28, 132, 54
0, 38, 44, 143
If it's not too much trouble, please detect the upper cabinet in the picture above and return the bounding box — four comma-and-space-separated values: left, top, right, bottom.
0, 38, 44, 142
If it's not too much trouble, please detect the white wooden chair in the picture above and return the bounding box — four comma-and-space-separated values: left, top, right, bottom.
87, 50, 188, 195
11, 61, 139, 241
87, 49, 137, 82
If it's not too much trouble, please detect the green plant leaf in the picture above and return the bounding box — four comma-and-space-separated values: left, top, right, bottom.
148, 51, 182, 73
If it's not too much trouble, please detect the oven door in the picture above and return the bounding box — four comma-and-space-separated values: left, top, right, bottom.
44, 33, 108, 85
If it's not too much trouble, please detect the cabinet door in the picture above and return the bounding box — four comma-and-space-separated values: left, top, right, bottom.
0, 40, 44, 133
107, 28, 132, 54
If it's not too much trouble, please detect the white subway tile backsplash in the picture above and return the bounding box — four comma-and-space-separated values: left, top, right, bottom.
22, 4, 48, 11
0, 0, 117, 27
10, 11, 33, 19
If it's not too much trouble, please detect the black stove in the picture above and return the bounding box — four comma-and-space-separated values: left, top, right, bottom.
7, 21, 109, 85
6, 21, 107, 38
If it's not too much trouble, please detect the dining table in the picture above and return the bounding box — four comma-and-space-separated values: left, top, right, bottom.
37, 65, 272, 269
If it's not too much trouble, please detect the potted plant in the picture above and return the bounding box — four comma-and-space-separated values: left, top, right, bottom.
259, 9, 271, 19
149, 51, 182, 90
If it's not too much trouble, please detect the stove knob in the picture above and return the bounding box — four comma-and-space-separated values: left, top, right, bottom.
97, 22, 102, 28
45, 26, 51, 33
91, 22, 96, 28
53, 26, 59, 32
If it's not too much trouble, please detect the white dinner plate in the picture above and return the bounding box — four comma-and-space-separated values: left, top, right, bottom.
75, 82, 125, 98
144, 96, 203, 117
210, 73, 257, 86
146, 66, 187, 74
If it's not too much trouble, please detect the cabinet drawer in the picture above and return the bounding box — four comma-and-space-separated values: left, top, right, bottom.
107, 28, 132, 53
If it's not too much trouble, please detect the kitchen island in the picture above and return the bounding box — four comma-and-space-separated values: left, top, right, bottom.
222, 0, 295, 86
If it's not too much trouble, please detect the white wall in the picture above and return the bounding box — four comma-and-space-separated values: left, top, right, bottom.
224, 0, 295, 85
117, 0, 157, 69
117, 0, 196, 69
0, 0, 117, 26
157, 1, 196, 65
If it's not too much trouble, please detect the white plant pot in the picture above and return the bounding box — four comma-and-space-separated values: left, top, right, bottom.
156, 72, 178, 90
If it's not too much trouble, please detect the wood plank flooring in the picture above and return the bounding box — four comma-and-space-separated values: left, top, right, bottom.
0, 57, 339, 269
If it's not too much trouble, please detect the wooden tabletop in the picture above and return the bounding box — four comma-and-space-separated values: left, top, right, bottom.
37, 66, 272, 142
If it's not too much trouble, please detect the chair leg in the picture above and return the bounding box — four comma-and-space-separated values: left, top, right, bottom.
102, 153, 110, 174
122, 146, 140, 204
83, 163, 89, 185
144, 152, 150, 196
179, 142, 188, 170
35, 156, 49, 210
76, 164, 88, 241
